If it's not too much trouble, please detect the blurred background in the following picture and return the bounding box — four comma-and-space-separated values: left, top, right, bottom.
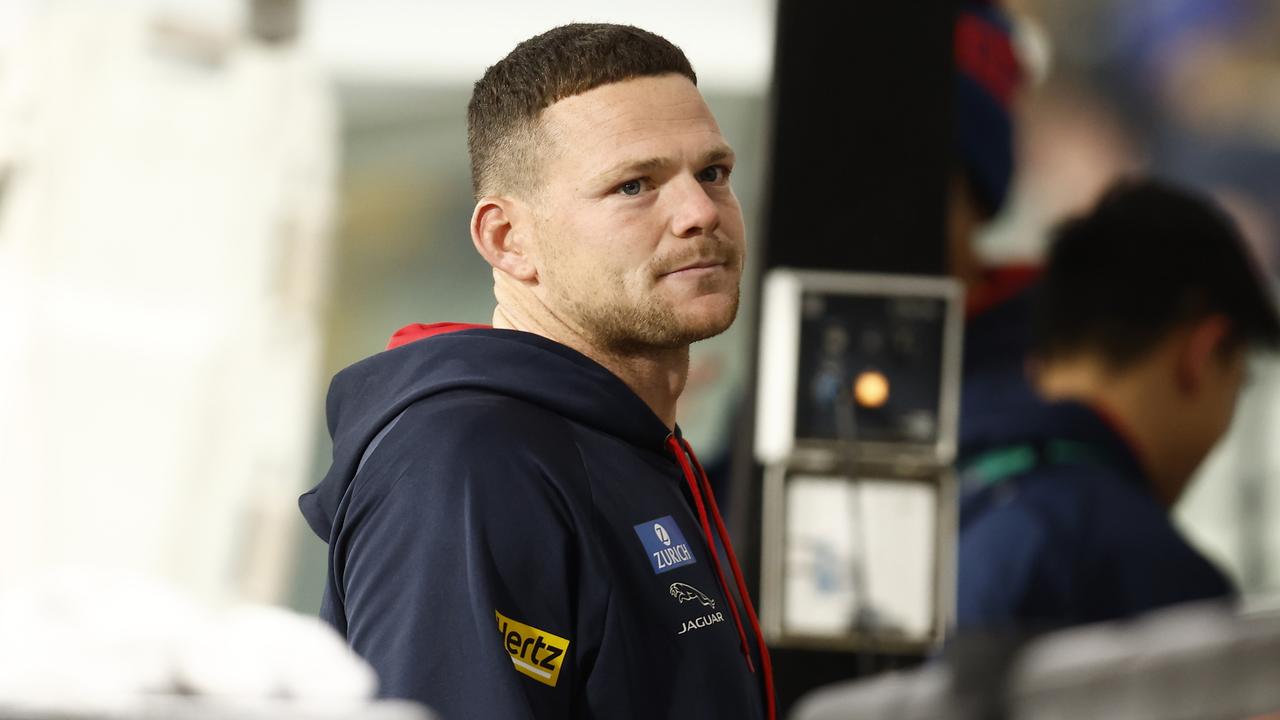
988, 0, 1280, 610
0, 0, 774, 612
3, 0, 1280, 707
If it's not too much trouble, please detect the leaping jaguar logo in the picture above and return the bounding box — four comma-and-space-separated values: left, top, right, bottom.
668, 582, 716, 609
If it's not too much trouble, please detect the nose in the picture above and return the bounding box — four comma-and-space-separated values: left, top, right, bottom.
668, 174, 720, 239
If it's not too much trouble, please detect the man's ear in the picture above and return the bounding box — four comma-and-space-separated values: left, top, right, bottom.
1177, 314, 1233, 393
471, 196, 537, 282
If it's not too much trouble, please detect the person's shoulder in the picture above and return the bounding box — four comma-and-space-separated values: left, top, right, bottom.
958, 487, 1052, 626
411, 388, 589, 467
1027, 461, 1162, 527
1014, 462, 1195, 587
400, 388, 574, 443
1011, 460, 1126, 513
347, 389, 588, 522
366, 390, 585, 483
960, 465, 1091, 553
961, 488, 1051, 552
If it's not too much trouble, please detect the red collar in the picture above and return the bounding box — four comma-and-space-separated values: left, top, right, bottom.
966, 264, 1042, 318
385, 322, 490, 350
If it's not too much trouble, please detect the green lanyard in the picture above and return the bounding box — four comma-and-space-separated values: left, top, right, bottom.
961, 439, 1115, 491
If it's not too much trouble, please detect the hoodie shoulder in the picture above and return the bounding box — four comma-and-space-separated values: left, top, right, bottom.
301, 328, 667, 542
328, 388, 597, 716
352, 389, 590, 512
403, 388, 584, 459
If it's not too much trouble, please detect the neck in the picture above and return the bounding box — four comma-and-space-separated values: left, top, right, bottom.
1035, 355, 1184, 507
492, 286, 689, 430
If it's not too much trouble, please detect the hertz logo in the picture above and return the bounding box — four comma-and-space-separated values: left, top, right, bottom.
495, 609, 570, 688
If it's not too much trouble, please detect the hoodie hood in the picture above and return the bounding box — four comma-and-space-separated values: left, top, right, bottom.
299, 324, 672, 540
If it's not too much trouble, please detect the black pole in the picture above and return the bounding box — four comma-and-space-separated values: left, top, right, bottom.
735, 1, 956, 715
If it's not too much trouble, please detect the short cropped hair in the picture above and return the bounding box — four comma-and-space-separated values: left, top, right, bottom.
1033, 178, 1280, 367
467, 23, 697, 199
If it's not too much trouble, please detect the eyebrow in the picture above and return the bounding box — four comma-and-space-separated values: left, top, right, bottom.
592, 144, 736, 186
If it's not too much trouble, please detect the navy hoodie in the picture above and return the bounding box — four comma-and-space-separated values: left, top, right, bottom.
957, 285, 1234, 629
300, 325, 772, 720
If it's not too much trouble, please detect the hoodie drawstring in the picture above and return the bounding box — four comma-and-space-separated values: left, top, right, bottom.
666, 435, 777, 720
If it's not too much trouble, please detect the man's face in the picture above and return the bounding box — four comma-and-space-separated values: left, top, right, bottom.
524, 74, 745, 353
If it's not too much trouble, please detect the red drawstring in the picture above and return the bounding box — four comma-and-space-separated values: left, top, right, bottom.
682, 439, 776, 720
665, 436, 777, 720
667, 437, 754, 671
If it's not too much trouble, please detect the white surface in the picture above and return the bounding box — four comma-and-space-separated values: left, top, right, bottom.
1, 0, 777, 92
790, 603, 1280, 720
1176, 351, 1280, 601
0, 569, 385, 716
1013, 602, 1280, 720
784, 475, 937, 640
755, 270, 801, 464
0, 2, 336, 604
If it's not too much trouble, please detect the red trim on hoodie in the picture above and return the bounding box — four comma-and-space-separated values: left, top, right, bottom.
966, 263, 1042, 318
386, 322, 490, 350
668, 436, 776, 720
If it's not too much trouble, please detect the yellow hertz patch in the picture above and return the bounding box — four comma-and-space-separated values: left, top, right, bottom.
494, 609, 571, 688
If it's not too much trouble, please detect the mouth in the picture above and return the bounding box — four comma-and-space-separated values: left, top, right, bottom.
660, 259, 728, 278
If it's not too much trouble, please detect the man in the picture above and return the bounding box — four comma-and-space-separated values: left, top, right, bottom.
957, 179, 1280, 629
299, 24, 774, 719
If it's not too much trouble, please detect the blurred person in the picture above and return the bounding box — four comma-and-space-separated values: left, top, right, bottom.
299, 23, 774, 720
951, 2, 1133, 490
957, 179, 1280, 629
956, 74, 1146, 462
949, 0, 1045, 467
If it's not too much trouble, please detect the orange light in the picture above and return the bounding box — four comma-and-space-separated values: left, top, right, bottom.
853, 370, 889, 408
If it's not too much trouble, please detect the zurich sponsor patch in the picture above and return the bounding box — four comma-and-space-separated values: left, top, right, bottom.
633, 515, 696, 574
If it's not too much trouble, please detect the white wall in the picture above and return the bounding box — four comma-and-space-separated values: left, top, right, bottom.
2, 0, 776, 92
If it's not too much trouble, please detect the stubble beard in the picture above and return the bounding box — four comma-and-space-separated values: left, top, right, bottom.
585, 282, 739, 354
549, 266, 740, 355
537, 220, 744, 355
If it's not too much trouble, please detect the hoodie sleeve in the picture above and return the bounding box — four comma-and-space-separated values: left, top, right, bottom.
332, 395, 587, 719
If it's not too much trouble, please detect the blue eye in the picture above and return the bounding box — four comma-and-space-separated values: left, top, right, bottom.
618, 180, 644, 196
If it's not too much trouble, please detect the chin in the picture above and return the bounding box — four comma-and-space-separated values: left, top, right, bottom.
678, 297, 739, 342
594, 288, 740, 352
